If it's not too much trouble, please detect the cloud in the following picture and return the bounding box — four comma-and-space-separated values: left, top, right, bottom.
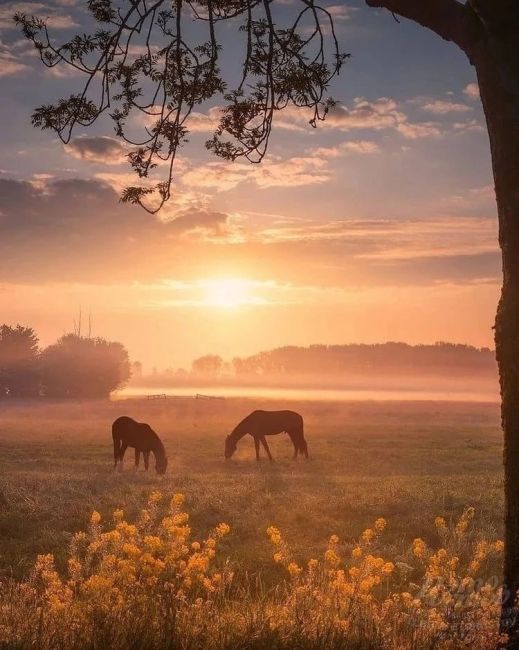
181, 162, 248, 191
255, 216, 498, 259
254, 215, 500, 286
420, 100, 472, 114
0, 39, 28, 76
452, 119, 485, 134
0, 176, 236, 282
65, 136, 129, 165
312, 140, 380, 158
0, 173, 501, 290
277, 97, 443, 139
440, 185, 495, 211
187, 106, 223, 133
253, 156, 330, 188
326, 97, 404, 130
0, 2, 77, 29
44, 63, 84, 78
324, 4, 356, 20
164, 209, 230, 238
134, 104, 223, 135
181, 156, 330, 191
395, 122, 442, 139
464, 83, 480, 100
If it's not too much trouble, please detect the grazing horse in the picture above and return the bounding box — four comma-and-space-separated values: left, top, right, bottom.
225, 410, 308, 461
112, 416, 168, 474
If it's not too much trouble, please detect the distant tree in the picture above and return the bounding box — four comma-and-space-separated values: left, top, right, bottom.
131, 360, 143, 378
192, 355, 224, 379
0, 324, 40, 398
40, 334, 130, 398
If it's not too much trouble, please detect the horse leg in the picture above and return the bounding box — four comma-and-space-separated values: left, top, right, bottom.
260, 436, 273, 462
119, 443, 128, 472
287, 432, 298, 460
254, 436, 260, 461
301, 431, 309, 459
134, 449, 140, 470
113, 436, 122, 470
301, 423, 309, 459
144, 450, 150, 471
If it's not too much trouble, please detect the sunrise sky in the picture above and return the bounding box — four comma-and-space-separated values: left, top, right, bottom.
0, 0, 500, 370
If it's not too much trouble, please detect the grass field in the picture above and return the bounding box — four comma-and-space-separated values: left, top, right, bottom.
0, 397, 506, 648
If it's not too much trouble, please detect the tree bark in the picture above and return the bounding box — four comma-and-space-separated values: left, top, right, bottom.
473, 10, 519, 646
365, 1, 519, 645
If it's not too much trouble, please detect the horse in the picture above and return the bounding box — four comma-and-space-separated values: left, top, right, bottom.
224, 410, 308, 461
112, 416, 168, 474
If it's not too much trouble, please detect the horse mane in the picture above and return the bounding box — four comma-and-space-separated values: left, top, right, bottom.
228, 417, 250, 444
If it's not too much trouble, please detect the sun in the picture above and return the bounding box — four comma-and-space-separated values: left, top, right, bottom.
201, 278, 263, 309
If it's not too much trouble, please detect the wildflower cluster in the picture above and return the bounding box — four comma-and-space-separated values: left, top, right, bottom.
266, 510, 505, 648
0, 496, 505, 649
0, 492, 232, 648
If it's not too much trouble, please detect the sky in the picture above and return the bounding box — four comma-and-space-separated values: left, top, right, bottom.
0, 0, 500, 370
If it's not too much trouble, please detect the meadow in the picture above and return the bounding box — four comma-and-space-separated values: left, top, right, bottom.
0, 397, 506, 648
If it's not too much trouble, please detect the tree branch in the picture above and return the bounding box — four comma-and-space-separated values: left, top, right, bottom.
365, 0, 481, 58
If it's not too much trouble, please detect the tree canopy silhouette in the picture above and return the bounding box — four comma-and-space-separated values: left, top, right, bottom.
15, 0, 346, 213
41, 334, 131, 398
14, 0, 519, 644
192, 354, 225, 378
0, 325, 40, 398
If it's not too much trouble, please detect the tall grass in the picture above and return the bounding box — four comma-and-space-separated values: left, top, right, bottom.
0, 491, 505, 649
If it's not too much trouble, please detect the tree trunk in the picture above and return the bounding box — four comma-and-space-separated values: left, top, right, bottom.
472, 14, 519, 648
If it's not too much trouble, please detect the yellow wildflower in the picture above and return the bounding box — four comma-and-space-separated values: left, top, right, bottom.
90, 511, 101, 525
324, 549, 340, 567
435, 516, 447, 533
171, 493, 185, 508
412, 538, 427, 559
144, 536, 162, 552
455, 507, 475, 536
287, 562, 302, 578
374, 518, 386, 533
149, 491, 162, 504
215, 523, 230, 537
382, 562, 395, 575
267, 526, 282, 545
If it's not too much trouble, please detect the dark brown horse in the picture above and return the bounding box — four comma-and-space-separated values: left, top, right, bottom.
112, 416, 168, 474
225, 410, 308, 461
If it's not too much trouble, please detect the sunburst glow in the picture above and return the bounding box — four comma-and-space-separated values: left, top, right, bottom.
202, 278, 265, 308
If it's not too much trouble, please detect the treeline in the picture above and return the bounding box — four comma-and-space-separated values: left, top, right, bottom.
230, 342, 497, 378
0, 324, 130, 399
169, 342, 496, 381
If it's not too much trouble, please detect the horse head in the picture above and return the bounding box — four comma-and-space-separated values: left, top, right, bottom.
155, 453, 168, 475
224, 435, 236, 459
